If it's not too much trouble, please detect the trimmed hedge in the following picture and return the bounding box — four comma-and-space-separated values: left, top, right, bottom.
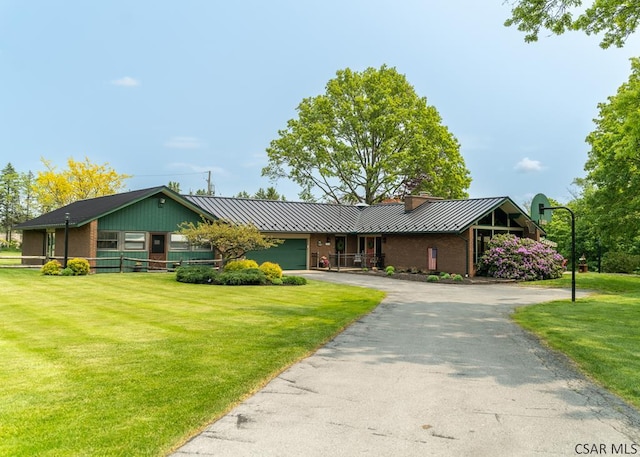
259, 261, 283, 280
282, 276, 307, 285
223, 259, 259, 272
176, 265, 308, 286
217, 268, 267, 285
41, 260, 62, 275
67, 258, 90, 275
176, 266, 216, 284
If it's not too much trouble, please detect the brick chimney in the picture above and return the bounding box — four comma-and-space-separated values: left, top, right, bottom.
404, 192, 442, 212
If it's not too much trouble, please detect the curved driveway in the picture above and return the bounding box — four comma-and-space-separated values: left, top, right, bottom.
172, 271, 640, 456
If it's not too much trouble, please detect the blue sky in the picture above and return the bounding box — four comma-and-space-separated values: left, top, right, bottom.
1, 1, 638, 208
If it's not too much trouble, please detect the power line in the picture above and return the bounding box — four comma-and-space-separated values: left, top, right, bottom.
128, 171, 208, 178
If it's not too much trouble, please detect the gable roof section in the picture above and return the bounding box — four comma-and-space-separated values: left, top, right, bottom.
185, 195, 361, 233
14, 186, 211, 230
354, 197, 531, 233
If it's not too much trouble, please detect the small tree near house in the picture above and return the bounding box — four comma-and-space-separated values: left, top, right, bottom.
178, 218, 283, 267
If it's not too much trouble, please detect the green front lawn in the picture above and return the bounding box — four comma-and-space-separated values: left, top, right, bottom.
515, 273, 640, 408
0, 270, 385, 456
0, 249, 21, 265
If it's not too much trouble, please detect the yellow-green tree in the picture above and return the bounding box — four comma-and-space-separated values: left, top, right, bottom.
33, 157, 130, 211
178, 218, 282, 266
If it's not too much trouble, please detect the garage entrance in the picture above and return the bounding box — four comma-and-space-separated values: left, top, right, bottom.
246, 238, 308, 270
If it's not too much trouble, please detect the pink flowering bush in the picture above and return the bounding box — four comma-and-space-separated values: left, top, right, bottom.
477, 234, 565, 281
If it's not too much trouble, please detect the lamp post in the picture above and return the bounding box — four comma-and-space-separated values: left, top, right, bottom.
539, 204, 575, 302
64, 213, 70, 268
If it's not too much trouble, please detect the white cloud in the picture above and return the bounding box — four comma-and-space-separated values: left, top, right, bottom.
168, 162, 227, 176
164, 136, 203, 149
514, 157, 544, 173
111, 76, 140, 87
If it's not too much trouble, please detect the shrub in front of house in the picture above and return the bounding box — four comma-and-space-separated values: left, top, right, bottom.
42, 260, 62, 275
67, 258, 91, 275
259, 261, 283, 281
452, 274, 464, 282
477, 234, 564, 281
385, 266, 395, 276
427, 275, 440, 282
176, 265, 217, 284
218, 268, 268, 285
282, 276, 307, 285
223, 259, 260, 272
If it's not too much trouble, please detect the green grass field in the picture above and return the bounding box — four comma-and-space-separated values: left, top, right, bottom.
0, 269, 385, 456
0, 249, 21, 265
515, 273, 640, 408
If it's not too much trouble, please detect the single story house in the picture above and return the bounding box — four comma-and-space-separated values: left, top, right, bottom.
15, 186, 545, 276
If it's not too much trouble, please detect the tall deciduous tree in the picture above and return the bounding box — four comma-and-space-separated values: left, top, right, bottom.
504, 0, 640, 48
178, 218, 282, 265
582, 57, 640, 246
263, 65, 471, 204
33, 157, 130, 211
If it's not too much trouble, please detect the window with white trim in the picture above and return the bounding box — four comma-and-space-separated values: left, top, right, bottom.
97, 231, 119, 250
169, 233, 190, 250
124, 232, 146, 250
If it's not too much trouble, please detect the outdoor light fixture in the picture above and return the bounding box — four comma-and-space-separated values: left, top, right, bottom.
158, 198, 166, 208
64, 213, 70, 268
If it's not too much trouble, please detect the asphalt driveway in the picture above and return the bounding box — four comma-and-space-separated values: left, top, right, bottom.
171, 271, 640, 457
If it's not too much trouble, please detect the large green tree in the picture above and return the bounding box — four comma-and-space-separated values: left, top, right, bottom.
505, 0, 640, 48
581, 57, 640, 247
263, 65, 471, 205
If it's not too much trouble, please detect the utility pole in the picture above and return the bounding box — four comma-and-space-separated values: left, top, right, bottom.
206, 171, 214, 196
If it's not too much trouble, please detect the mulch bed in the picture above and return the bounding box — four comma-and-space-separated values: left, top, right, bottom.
322, 268, 517, 285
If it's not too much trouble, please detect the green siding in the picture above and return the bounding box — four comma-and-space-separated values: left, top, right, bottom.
246, 238, 307, 270
95, 195, 214, 272
98, 196, 204, 231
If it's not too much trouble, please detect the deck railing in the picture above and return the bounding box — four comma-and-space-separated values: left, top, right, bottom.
310, 252, 385, 271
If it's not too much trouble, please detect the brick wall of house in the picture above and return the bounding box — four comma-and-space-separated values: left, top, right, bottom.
382, 233, 469, 276
21, 230, 46, 265
55, 224, 93, 260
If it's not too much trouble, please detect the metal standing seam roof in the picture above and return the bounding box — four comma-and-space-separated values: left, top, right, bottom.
14, 185, 539, 236
354, 197, 509, 233
185, 195, 362, 233
186, 195, 528, 235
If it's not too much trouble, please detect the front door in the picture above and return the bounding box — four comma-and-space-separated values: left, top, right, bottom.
149, 233, 166, 270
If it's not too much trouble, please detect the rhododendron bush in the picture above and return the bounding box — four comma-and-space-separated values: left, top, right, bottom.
477, 234, 564, 281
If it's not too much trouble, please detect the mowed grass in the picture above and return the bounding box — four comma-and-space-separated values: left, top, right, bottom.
0, 269, 385, 456
514, 273, 640, 408
0, 250, 21, 265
